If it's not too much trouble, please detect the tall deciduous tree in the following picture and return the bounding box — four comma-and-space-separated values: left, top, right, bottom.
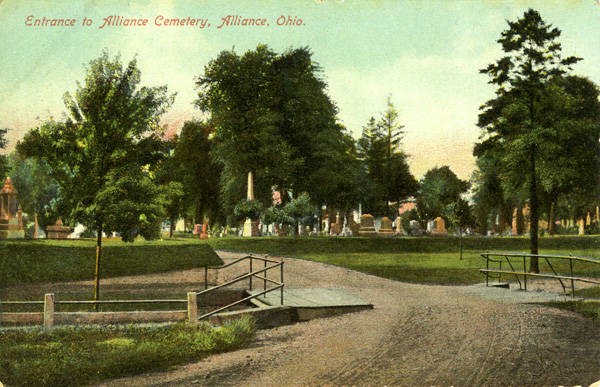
169, 120, 222, 225
8, 152, 60, 236
196, 45, 357, 218
417, 166, 469, 224
17, 51, 174, 303
477, 9, 581, 271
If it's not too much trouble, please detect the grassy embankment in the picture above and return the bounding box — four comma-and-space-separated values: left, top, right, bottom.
0, 239, 252, 386
0, 316, 255, 386
0, 238, 223, 311
0, 238, 222, 287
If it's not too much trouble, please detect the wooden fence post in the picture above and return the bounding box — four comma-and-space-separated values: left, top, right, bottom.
44, 293, 55, 331
187, 292, 198, 322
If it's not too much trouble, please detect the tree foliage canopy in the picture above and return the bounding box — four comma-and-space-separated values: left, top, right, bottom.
473, 8, 595, 260
357, 97, 417, 215
417, 166, 469, 222
196, 45, 358, 216
17, 51, 174, 240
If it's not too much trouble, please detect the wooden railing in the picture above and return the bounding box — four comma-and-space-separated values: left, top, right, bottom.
0, 254, 284, 329
480, 252, 600, 297
195, 254, 284, 320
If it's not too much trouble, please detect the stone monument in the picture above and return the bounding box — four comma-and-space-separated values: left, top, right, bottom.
199, 222, 209, 240
46, 218, 73, 239
358, 214, 377, 236
242, 171, 260, 237
348, 216, 360, 236
330, 212, 341, 236
378, 216, 394, 236
578, 218, 585, 235
395, 216, 404, 235
431, 216, 447, 236
0, 177, 25, 239
511, 207, 518, 236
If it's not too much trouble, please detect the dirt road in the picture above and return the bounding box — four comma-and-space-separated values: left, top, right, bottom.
106, 252, 600, 386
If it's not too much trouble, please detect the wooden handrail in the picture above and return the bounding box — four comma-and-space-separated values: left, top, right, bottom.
480, 252, 600, 297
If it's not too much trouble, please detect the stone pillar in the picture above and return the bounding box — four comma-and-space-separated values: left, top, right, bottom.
395, 216, 404, 235
243, 172, 260, 237
330, 212, 341, 235
247, 171, 254, 201
586, 211, 592, 226
511, 207, 518, 236
579, 218, 585, 235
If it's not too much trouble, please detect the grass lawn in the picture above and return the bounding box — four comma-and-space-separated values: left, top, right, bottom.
0, 316, 255, 386
0, 238, 222, 287
208, 236, 600, 285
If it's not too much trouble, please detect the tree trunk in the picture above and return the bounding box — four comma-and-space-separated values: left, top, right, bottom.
169, 216, 175, 238
94, 225, 103, 311
529, 149, 540, 272
516, 205, 524, 235
33, 212, 39, 239
548, 200, 556, 236
459, 225, 463, 260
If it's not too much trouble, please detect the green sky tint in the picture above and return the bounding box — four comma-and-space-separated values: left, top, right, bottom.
1, 0, 599, 179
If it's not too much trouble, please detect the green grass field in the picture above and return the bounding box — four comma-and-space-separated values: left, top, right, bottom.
208, 236, 600, 285
0, 238, 222, 287
3, 235, 599, 289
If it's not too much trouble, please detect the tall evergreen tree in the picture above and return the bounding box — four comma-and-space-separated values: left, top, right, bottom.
357, 98, 417, 215
477, 9, 581, 271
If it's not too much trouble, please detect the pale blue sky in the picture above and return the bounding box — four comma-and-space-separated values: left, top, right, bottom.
1, 0, 599, 179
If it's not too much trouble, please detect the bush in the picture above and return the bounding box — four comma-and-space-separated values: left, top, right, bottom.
234, 199, 264, 221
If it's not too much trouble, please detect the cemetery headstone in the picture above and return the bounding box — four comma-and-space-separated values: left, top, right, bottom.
358, 214, 377, 236
431, 216, 447, 236
199, 222, 209, 240
409, 220, 423, 235
378, 216, 394, 236
46, 218, 73, 239
579, 218, 585, 235
348, 216, 360, 236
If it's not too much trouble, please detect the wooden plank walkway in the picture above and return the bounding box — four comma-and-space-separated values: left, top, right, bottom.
248, 288, 372, 308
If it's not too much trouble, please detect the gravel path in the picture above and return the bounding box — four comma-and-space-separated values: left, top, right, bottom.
104, 251, 600, 386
